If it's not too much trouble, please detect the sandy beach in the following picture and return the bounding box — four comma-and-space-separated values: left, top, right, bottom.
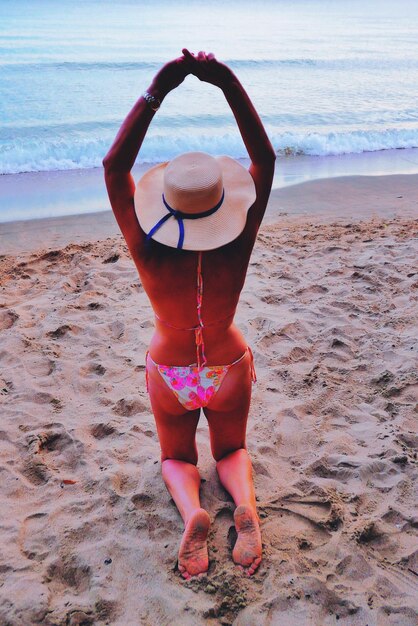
1, 173, 417, 625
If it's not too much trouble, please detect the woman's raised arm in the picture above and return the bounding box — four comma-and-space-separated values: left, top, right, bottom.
102, 55, 191, 249
184, 49, 276, 226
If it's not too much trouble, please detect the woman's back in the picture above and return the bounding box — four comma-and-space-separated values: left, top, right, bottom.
134, 225, 257, 364
136, 224, 255, 320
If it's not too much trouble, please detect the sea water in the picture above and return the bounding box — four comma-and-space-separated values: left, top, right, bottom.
1, 0, 418, 219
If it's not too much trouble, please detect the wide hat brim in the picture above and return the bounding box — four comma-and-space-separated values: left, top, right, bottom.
134, 155, 256, 251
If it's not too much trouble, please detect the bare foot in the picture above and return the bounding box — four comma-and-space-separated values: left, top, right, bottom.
232, 504, 262, 576
178, 508, 210, 580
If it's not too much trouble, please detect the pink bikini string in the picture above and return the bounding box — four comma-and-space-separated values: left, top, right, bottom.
153, 252, 233, 370
154, 252, 207, 369
247, 345, 257, 383
195, 251, 206, 369
194, 252, 237, 369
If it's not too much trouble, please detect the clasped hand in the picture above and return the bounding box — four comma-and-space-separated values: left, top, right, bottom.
152, 49, 233, 96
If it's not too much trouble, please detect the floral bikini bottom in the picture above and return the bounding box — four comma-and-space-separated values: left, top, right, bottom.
146, 348, 256, 411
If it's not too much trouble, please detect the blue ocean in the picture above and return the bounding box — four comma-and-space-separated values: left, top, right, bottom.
1, 0, 418, 220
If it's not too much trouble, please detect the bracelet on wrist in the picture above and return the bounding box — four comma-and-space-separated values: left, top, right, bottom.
143, 91, 161, 111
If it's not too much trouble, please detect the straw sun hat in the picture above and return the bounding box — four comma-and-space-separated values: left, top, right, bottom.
134, 152, 256, 251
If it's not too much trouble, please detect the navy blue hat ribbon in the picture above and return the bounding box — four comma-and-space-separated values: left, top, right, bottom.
146, 189, 225, 249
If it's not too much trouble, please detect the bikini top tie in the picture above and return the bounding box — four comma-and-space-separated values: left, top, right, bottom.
154, 251, 234, 369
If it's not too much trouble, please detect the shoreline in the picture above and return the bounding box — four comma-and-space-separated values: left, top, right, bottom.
1, 171, 417, 256
1, 147, 418, 226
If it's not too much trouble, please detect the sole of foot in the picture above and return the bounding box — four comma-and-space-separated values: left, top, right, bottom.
232, 504, 262, 576
178, 508, 211, 580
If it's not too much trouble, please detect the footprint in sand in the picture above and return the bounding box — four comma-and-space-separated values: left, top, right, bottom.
263, 492, 343, 553
281, 345, 313, 363
335, 553, 374, 581
0, 377, 12, 396
108, 320, 125, 340
264, 505, 331, 553
256, 331, 280, 355
0, 309, 19, 330
329, 337, 356, 355
376, 606, 418, 626
23, 356, 55, 377
28, 391, 55, 405
90, 422, 117, 439
260, 293, 284, 305
308, 454, 366, 484
45, 554, 92, 593
295, 284, 329, 303
20, 452, 52, 486
357, 531, 418, 602
47, 325, 73, 339
130, 492, 154, 510
18, 512, 53, 562
287, 493, 343, 530
20, 426, 84, 485
213, 506, 235, 561
109, 471, 139, 497
103, 253, 120, 264
79, 362, 106, 377
112, 397, 148, 417
359, 459, 403, 489
251, 457, 273, 478
278, 320, 312, 342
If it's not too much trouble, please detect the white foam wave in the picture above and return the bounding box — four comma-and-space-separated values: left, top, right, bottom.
273, 128, 418, 156
0, 133, 247, 174
1, 127, 418, 175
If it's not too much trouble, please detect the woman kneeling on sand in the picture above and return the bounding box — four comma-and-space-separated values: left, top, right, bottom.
103, 49, 275, 578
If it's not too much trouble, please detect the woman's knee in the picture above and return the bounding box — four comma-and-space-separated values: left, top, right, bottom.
212, 442, 247, 463
160, 446, 198, 466
216, 446, 248, 461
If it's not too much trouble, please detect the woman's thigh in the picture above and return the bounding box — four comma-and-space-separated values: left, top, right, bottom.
147, 358, 201, 464
203, 350, 253, 461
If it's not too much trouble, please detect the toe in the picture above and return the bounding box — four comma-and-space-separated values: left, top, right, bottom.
178, 563, 189, 579
247, 556, 262, 576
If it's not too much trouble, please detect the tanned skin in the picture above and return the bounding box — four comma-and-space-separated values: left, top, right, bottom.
103, 49, 275, 579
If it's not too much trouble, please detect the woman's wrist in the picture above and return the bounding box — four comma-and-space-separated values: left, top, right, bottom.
218, 66, 239, 92
221, 75, 240, 95
146, 81, 167, 103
